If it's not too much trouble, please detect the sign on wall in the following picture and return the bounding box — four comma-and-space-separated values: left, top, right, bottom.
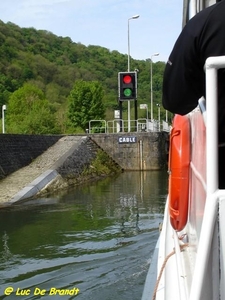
118, 136, 137, 144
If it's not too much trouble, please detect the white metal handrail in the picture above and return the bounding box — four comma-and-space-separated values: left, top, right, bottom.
189, 55, 225, 300
89, 119, 168, 134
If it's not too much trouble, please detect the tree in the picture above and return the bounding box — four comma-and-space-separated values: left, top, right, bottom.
0, 21, 167, 127
6, 83, 59, 134
67, 80, 105, 131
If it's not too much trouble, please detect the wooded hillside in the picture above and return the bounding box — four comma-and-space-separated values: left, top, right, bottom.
0, 20, 167, 133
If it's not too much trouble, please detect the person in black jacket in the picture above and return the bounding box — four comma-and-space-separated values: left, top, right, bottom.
162, 0, 225, 188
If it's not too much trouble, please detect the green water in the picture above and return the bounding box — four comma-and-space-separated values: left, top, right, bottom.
0, 171, 168, 300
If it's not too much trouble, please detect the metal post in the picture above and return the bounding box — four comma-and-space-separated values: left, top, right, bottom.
158, 105, 160, 131
156, 103, 160, 131
150, 59, 153, 121
119, 100, 123, 132
2, 105, 6, 134
127, 19, 130, 72
127, 15, 140, 132
150, 53, 159, 121
205, 57, 219, 194
146, 104, 149, 131
127, 18, 131, 132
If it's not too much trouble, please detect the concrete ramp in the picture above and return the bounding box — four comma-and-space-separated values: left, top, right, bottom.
0, 136, 87, 204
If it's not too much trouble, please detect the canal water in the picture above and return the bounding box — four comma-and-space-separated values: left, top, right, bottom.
0, 170, 168, 300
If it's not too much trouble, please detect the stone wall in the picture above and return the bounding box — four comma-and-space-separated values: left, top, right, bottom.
55, 137, 107, 178
0, 134, 63, 179
13, 136, 121, 200
0, 132, 168, 182
90, 132, 168, 170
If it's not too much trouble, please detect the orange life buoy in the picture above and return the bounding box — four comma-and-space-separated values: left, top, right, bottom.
168, 114, 190, 231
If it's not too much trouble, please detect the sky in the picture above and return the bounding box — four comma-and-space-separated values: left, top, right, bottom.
0, 0, 183, 63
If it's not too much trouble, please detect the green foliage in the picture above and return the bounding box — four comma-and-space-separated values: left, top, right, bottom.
6, 83, 60, 134
0, 20, 168, 133
82, 150, 121, 176
67, 80, 105, 131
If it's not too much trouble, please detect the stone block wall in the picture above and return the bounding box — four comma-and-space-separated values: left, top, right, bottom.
55, 137, 103, 177
0, 134, 62, 179
0, 132, 168, 182
90, 132, 168, 170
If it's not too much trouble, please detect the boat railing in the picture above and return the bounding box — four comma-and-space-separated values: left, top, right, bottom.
189, 55, 225, 300
142, 56, 225, 300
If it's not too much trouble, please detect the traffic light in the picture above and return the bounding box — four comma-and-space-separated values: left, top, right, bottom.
118, 72, 137, 100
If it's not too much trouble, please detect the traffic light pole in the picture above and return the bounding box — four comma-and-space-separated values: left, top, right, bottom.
119, 100, 123, 132
127, 18, 131, 132
134, 100, 137, 131
127, 15, 139, 132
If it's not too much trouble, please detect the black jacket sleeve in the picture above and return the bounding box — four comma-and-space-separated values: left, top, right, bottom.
162, 20, 206, 115
162, 3, 224, 115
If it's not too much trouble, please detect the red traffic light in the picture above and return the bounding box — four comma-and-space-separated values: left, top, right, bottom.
123, 75, 132, 84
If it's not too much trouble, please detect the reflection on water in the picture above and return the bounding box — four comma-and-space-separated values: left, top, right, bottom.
0, 171, 168, 300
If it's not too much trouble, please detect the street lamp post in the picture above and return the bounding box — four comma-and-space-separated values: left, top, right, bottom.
150, 53, 159, 121
2, 104, 6, 134
127, 14, 139, 132
156, 103, 160, 131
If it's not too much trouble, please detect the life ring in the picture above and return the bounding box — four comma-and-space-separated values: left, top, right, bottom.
168, 114, 190, 231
